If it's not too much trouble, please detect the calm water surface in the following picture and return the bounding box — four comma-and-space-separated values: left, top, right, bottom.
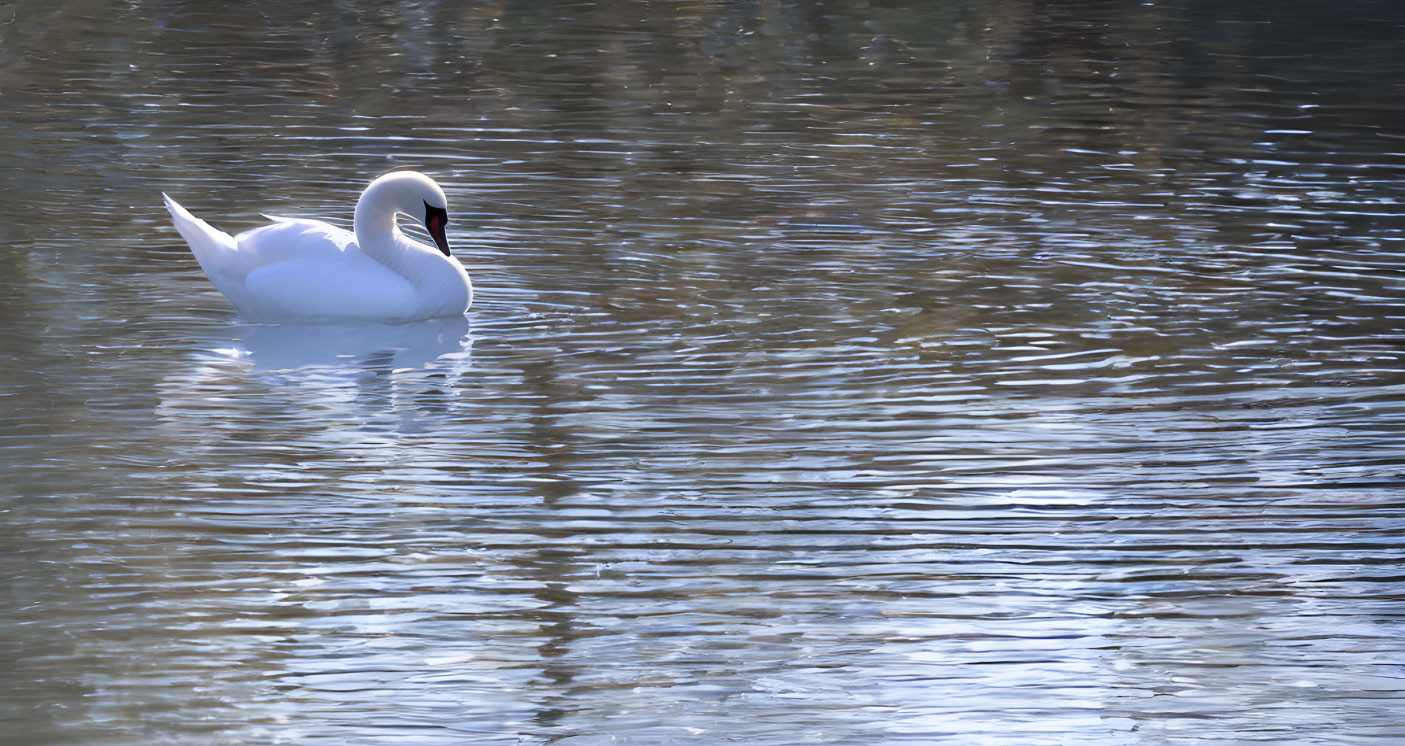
3, 1, 1405, 743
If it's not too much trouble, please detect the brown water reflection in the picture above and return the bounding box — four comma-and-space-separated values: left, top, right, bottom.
2, 0, 1405, 744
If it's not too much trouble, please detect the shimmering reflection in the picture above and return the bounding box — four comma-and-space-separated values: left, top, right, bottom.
209, 317, 473, 372
2, 1, 1405, 744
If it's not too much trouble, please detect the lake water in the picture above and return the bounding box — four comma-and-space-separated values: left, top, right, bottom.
3, 1, 1405, 743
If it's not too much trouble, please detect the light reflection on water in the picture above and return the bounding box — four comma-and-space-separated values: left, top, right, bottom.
2, 0, 1405, 744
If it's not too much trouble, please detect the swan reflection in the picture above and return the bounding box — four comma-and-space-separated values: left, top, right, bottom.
156, 316, 474, 437
224, 315, 474, 372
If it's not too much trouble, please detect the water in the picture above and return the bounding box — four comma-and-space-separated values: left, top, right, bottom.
3, 0, 1405, 743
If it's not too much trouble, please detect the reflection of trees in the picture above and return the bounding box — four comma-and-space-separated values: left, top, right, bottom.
6, 0, 1401, 221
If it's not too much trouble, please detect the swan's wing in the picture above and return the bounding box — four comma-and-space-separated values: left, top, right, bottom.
207, 217, 415, 322
242, 259, 418, 323
240, 253, 419, 323
234, 218, 358, 267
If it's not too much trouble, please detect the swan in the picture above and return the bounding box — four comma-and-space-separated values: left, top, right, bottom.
163, 170, 472, 323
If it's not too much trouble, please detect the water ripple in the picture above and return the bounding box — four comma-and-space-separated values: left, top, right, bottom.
3, 1, 1405, 744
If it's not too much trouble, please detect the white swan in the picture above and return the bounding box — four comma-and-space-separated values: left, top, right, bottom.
164, 170, 472, 323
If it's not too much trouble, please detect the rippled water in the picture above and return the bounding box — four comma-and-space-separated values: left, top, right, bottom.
3, 1, 1405, 743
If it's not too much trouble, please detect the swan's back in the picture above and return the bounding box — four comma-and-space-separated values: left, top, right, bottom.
235, 218, 357, 268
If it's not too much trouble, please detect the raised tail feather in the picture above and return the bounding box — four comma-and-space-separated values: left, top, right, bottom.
163, 192, 239, 278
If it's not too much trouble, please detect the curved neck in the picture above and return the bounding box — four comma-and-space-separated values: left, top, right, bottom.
353, 181, 406, 270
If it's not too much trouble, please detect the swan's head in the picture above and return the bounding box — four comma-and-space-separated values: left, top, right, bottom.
366, 170, 453, 256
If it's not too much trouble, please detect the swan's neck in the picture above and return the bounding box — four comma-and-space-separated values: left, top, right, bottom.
353, 185, 407, 272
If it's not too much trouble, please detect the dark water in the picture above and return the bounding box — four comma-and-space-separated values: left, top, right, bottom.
3, 0, 1405, 743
